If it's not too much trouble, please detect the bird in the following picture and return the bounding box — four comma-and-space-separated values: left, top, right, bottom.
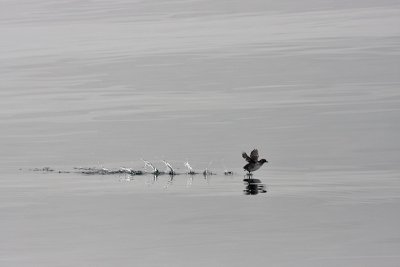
242, 149, 268, 175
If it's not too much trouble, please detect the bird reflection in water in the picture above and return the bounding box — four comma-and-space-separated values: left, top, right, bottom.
243, 175, 267, 195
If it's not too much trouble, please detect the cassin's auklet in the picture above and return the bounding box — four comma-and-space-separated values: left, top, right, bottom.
242, 149, 268, 174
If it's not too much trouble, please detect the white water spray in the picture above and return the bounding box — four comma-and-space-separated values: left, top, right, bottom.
162, 160, 175, 174
142, 159, 158, 173
184, 161, 194, 174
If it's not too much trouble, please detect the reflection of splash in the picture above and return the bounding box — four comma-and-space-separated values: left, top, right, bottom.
164, 174, 174, 189
243, 178, 267, 195
186, 175, 193, 187
153, 173, 159, 183
203, 172, 209, 183
145, 172, 160, 186
202, 168, 214, 183
119, 174, 134, 182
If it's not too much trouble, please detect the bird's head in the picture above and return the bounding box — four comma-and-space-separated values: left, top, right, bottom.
260, 159, 268, 164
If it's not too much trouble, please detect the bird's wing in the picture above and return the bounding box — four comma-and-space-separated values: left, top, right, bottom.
250, 149, 259, 161
242, 152, 253, 163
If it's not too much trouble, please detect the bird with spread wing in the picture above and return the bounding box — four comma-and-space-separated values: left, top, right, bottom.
242, 149, 268, 175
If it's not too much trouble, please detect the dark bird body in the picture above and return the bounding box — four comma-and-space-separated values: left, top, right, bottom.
242, 149, 268, 174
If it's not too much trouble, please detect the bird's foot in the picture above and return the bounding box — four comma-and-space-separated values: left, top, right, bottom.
245, 172, 253, 179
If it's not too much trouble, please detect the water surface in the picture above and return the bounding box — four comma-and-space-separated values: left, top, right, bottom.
1, 1, 400, 266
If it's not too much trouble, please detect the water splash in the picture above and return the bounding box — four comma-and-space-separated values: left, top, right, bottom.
162, 160, 176, 175
184, 161, 196, 174
74, 167, 141, 175
142, 159, 159, 174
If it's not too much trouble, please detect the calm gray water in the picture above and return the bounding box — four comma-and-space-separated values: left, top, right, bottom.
1, 1, 400, 266
1, 0, 399, 174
